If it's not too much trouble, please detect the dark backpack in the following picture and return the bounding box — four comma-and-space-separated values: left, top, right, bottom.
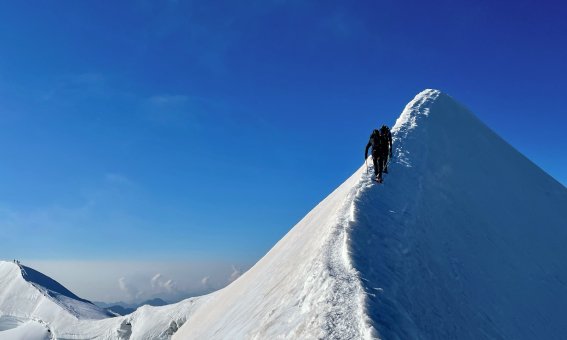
380, 126, 391, 146
371, 130, 382, 149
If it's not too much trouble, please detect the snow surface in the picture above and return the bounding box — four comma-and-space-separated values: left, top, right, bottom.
174, 150, 373, 339
2, 89, 567, 339
0, 319, 51, 340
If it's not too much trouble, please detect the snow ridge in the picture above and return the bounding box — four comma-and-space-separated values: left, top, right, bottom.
347, 89, 567, 339
321, 170, 374, 339
19, 264, 111, 319
174, 163, 375, 339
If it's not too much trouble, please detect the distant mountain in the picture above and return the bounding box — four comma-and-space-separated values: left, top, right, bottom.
97, 298, 170, 316
105, 305, 135, 316
141, 298, 169, 307
0, 260, 112, 336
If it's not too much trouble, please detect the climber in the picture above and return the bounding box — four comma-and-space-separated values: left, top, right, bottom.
380, 125, 393, 173
365, 128, 387, 183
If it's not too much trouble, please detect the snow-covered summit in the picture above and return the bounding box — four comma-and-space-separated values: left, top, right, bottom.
176, 89, 567, 339
0, 260, 111, 321
351, 89, 567, 339
0, 260, 114, 337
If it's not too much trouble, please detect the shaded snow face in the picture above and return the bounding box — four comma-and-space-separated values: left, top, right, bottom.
0, 261, 112, 322
20, 265, 94, 305
349, 89, 567, 340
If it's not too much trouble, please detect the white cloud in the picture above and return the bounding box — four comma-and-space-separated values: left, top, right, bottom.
150, 273, 162, 287
229, 265, 242, 283
164, 279, 176, 291
150, 273, 177, 293
118, 277, 141, 300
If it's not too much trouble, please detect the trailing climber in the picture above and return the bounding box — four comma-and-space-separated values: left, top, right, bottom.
380, 125, 393, 173
365, 128, 387, 183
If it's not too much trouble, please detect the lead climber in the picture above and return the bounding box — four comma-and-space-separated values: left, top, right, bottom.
380, 125, 393, 173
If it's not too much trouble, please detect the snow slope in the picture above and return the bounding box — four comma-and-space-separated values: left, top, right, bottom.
0, 260, 110, 336
175, 89, 567, 339
174, 150, 373, 339
0, 319, 51, 340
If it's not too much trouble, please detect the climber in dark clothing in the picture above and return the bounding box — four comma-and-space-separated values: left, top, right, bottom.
380, 125, 393, 173
365, 129, 387, 182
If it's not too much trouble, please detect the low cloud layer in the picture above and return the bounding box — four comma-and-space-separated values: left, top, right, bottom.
22, 260, 252, 304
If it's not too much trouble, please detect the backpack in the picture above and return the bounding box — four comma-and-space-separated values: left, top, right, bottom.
380, 126, 391, 145
371, 129, 382, 149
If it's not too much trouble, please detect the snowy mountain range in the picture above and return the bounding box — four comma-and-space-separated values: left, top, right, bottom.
2, 89, 566, 339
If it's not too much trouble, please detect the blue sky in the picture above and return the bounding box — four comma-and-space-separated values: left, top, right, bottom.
1, 1, 566, 301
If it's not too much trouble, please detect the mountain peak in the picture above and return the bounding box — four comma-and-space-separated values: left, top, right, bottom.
176, 89, 567, 339
393, 88, 473, 135
19, 264, 93, 305
351, 90, 567, 339
0, 260, 113, 324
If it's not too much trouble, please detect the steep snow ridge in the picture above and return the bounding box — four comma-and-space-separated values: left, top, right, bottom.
348, 89, 567, 339
175, 163, 374, 339
19, 264, 112, 319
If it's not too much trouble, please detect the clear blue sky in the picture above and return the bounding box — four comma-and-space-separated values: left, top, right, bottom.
1, 1, 566, 269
